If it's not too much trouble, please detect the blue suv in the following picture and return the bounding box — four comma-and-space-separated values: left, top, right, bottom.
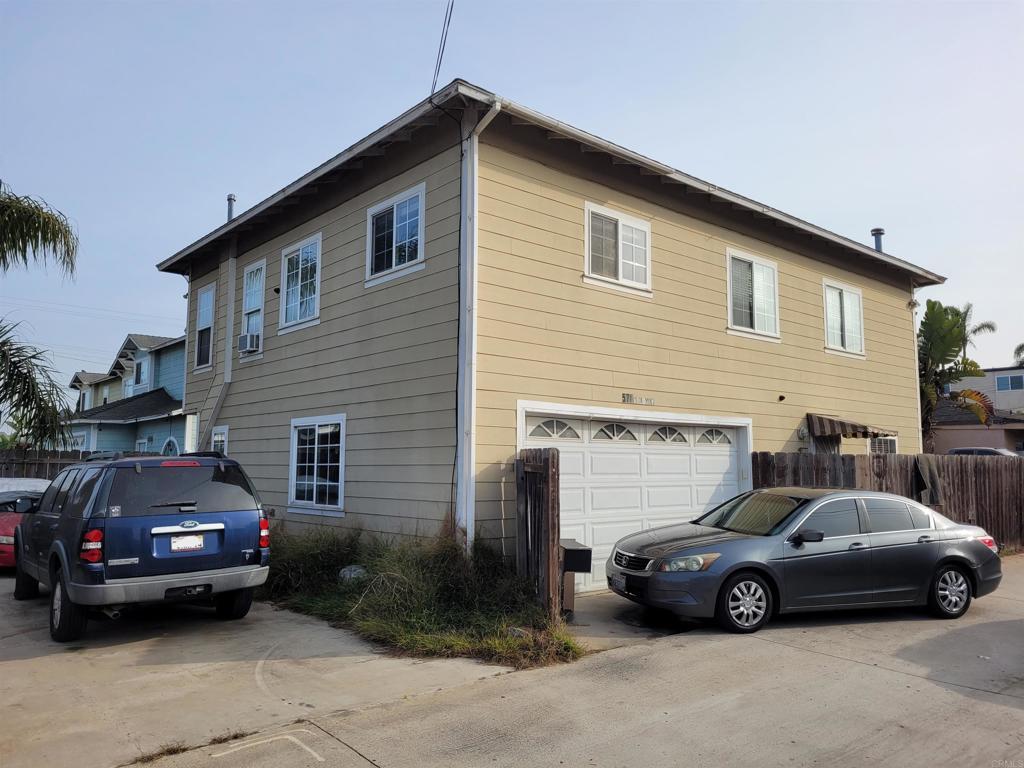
13, 455, 270, 642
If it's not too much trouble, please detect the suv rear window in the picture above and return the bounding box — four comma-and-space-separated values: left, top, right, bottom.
105, 464, 259, 516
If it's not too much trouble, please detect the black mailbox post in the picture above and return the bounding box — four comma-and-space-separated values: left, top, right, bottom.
559, 538, 592, 615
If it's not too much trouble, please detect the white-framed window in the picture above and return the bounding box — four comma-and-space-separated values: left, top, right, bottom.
241, 259, 265, 353
868, 436, 897, 454
195, 283, 216, 368
72, 432, 88, 450
101, 384, 110, 404
365, 183, 426, 286
996, 374, 1024, 392
81, 389, 93, 411
593, 422, 638, 441
135, 438, 149, 454
279, 233, 322, 332
698, 428, 732, 445
161, 437, 180, 456
823, 279, 864, 355
133, 357, 149, 387
727, 248, 779, 339
528, 419, 581, 440
288, 413, 346, 512
649, 426, 688, 444
211, 425, 229, 456
584, 202, 652, 292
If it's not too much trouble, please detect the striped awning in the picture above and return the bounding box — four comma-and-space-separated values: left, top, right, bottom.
806, 413, 897, 439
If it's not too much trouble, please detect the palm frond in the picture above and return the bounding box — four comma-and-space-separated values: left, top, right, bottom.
948, 388, 995, 425
0, 181, 78, 275
0, 320, 72, 446
970, 320, 997, 336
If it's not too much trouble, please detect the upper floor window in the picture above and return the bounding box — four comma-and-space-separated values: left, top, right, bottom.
81, 389, 93, 411
996, 374, 1024, 392
584, 202, 651, 292
195, 283, 215, 368
133, 358, 149, 387
279, 233, 321, 331
242, 259, 265, 352
823, 280, 864, 354
366, 184, 425, 285
728, 249, 779, 338
101, 384, 109, 404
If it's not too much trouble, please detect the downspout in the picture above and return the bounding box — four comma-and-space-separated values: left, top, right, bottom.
455, 98, 502, 547
197, 237, 237, 451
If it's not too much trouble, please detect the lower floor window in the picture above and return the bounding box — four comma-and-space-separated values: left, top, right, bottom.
869, 437, 897, 454
289, 413, 346, 510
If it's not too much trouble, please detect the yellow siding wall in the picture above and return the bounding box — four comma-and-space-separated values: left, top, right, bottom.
184, 144, 461, 538
474, 138, 921, 543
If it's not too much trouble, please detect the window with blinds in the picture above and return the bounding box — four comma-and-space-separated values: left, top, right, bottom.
728, 251, 779, 337
824, 281, 864, 354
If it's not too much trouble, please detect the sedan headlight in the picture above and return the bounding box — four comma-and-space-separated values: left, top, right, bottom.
658, 553, 721, 572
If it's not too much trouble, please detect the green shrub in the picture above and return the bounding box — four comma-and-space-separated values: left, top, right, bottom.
263, 531, 584, 668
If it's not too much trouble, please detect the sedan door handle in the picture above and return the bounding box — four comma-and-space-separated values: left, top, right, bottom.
848, 542, 867, 550
917, 535, 934, 543
48, 523, 59, 531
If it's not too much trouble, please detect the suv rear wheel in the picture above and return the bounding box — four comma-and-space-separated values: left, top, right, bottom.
13, 548, 39, 600
214, 588, 254, 620
49, 568, 89, 642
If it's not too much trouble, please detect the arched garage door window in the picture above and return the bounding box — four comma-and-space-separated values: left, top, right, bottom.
161, 437, 180, 456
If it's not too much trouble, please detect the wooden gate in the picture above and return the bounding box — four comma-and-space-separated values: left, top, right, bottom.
514, 447, 561, 621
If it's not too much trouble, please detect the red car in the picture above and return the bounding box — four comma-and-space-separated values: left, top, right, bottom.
0, 485, 48, 567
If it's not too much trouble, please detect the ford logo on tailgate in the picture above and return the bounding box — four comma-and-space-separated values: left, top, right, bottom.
180, 520, 199, 529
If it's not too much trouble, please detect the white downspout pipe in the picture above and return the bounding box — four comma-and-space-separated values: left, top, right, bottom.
455, 98, 502, 548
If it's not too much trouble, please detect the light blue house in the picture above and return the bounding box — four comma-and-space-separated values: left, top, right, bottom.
68, 334, 188, 455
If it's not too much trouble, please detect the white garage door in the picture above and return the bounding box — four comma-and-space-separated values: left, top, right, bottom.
525, 416, 741, 592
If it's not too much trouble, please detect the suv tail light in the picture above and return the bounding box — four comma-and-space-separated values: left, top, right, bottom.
259, 509, 270, 549
80, 527, 104, 563
978, 535, 998, 554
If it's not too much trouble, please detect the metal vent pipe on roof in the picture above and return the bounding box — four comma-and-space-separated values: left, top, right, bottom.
871, 227, 885, 252
227, 194, 236, 222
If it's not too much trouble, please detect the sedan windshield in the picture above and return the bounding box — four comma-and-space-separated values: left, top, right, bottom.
695, 492, 808, 536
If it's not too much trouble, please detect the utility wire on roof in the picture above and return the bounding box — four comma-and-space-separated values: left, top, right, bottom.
430, 0, 454, 96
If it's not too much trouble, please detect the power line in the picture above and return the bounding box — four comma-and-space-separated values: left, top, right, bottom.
0, 295, 182, 324
430, 0, 455, 95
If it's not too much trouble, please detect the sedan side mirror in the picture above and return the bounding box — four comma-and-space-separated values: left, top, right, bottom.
790, 529, 825, 545
14, 498, 36, 514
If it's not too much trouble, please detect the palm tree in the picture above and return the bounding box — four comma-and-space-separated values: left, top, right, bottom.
951, 302, 997, 363
1014, 342, 1024, 368
0, 181, 79, 446
918, 299, 994, 452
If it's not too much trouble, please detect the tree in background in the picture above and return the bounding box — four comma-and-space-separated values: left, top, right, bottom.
949, 302, 997, 363
918, 299, 993, 452
1014, 342, 1024, 368
0, 181, 79, 447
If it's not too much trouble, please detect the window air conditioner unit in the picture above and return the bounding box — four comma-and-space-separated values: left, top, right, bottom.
238, 333, 260, 353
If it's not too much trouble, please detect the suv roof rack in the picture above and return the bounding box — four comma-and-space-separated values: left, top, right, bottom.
181, 451, 226, 459
85, 451, 124, 462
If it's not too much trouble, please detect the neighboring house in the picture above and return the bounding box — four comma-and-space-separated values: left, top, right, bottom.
67, 334, 187, 455
954, 365, 1024, 414
932, 400, 1024, 455
156, 80, 943, 580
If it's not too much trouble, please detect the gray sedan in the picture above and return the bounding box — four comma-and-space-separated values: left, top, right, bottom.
606, 488, 1002, 633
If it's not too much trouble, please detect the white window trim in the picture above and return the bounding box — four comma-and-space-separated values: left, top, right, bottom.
194, 283, 216, 370
134, 357, 149, 387
287, 413, 346, 515
211, 425, 229, 455
240, 258, 266, 356
278, 232, 323, 334
365, 182, 427, 287
101, 384, 110, 404
135, 439, 149, 454
161, 437, 180, 456
72, 431, 89, 451
583, 201, 653, 294
822, 278, 866, 357
726, 247, 781, 341
867, 436, 898, 454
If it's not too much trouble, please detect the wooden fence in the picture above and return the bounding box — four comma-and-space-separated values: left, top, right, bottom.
752, 452, 1024, 550
515, 447, 561, 621
1, 449, 93, 481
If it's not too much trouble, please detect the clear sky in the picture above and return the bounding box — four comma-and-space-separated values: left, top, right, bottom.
2, 0, 1021, 401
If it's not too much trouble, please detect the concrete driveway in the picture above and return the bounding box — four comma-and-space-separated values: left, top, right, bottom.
141, 555, 1024, 768
0, 577, 508, 768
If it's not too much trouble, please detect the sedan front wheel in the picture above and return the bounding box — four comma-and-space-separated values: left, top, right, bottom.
716, 572, 773, 633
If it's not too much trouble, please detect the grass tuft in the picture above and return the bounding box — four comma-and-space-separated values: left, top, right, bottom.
262, 532, 585, 669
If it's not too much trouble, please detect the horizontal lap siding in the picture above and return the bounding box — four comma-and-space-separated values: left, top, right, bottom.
189, 143, 461, 539
473, 138, 921, 547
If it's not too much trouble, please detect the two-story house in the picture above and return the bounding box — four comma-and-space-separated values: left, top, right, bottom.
68, 334, 187, 454
157, 80, 943, 582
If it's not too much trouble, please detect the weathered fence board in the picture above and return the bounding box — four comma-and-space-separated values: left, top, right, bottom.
515, 447, 561, 621
752, 452, 1024, 550
1, 449, 91, 481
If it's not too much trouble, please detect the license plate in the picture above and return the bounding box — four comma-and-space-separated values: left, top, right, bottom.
610, 573, 626, 592
170, 534, 204, 552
